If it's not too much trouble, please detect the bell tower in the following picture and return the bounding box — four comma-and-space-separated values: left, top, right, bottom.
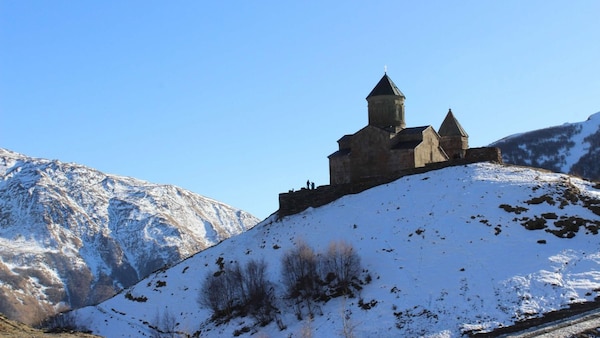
438, 109, 469, 159
366, 73, 406, 131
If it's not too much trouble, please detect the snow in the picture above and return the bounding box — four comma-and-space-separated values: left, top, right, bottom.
72, 162, 600, 337
561, 112, 600, 173
491, 111, 600, 176
0, 148, 260, 322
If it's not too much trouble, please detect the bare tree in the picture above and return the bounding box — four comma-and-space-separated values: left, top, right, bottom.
43, 311, 90, 334
198, 259, 276, 325
281, 241, 321, 318
282, 241, 320, 297
197, 263, 243, 319
150, 310, 179, 338
198, 240, 365, 328
322, 240, 361, 296
243, 259, 276, 324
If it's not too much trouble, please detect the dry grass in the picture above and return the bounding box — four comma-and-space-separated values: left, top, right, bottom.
0, 313, 99, 338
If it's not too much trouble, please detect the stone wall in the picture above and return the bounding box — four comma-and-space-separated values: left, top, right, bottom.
278, 180, 389, 218
388, 149, 415, 177
413, 128, 448, 167
466, 147, 502, 163
349, 126, 395, 182
278, 147, 502, 218
329, 154, 351, 185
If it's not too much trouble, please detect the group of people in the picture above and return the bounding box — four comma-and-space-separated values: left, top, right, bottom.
287, 180, 317, 193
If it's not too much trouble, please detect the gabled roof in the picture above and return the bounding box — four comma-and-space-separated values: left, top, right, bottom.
328, 148, 351, 158
438, 109, 468, 137
337, 134, 353, 144
366, 73, 405, 99
392, 126, 429, 150
397, 126, 428, 135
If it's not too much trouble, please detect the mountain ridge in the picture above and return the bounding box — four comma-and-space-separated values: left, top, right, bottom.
0, 148, 260, 325
490, 111, 600, 181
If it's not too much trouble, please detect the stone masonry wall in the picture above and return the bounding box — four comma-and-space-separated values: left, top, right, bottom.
278, 147, 502, 218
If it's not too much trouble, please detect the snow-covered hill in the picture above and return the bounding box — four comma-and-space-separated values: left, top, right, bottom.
490, 112, 600, 181
0, 148, 259, 325
72, 162, 600, 337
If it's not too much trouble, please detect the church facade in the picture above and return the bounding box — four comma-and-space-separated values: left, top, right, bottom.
328, 73, 469, 185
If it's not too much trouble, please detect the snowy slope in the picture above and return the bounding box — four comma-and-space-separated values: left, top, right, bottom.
490, 111, 600, 180
72, 162, 600, 337
0, 148, 259, 325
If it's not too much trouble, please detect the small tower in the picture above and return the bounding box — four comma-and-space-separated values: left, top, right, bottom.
366, 73, 406, 131
438, 109, 469, 159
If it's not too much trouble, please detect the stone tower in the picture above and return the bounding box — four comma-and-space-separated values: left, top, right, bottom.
366, 73, 406, 131
438, 109, 469, 159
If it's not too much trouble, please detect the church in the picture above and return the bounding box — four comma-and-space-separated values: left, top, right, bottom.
328, 73, 469, 185
278, 73, 500, 217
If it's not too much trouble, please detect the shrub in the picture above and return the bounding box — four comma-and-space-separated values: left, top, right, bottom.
198, 259, 276, 325
281, 241, 320, 299
199, 240, 365, 326
125, 291, 148, 302
281, 240, 363, 318
321, 241, 361, 297
198, 263, 243, 319
242, 259, 276, 324
281, 241, 321, 318
43, 312, 90, 334
149, 310, 178, 338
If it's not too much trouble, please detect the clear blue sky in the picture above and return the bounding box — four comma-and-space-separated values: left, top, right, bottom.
2, 1, 599, 219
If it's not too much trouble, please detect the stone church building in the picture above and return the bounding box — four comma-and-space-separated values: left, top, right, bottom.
328, 73, 469, 185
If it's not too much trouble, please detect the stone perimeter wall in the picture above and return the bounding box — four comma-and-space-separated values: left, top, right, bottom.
278, 147, 502, 218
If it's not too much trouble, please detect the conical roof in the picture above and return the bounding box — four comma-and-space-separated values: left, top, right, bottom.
366, 73, 405, 99
439, 109, 468, 137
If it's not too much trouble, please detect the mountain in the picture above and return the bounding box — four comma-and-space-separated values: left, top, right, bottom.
490, 112, 600, 181
0, 148, 259, 325
71, 162, 600, 337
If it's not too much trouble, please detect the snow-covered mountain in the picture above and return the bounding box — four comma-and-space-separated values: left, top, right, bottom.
490, 112, 600, 181
72, 162, 600, 337
0, 148, 259, 325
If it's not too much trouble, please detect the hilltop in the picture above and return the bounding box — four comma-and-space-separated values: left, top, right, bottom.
72, 162, 600, 337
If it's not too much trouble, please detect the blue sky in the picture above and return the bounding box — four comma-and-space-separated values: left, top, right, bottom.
2, 1, 599, 219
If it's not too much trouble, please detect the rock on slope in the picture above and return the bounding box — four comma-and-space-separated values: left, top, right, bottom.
73, 162, 600, 337
490, 111, 600, 181
0, 148, 259, 325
